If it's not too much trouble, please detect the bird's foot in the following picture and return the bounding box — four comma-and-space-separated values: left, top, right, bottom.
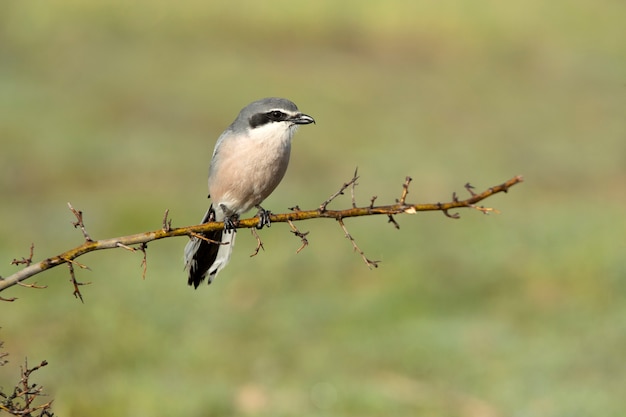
220, 204, 239, 233
255, 205, 272, 229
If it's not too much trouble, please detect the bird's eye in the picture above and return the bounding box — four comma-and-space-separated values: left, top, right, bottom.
269, 110, 284, 120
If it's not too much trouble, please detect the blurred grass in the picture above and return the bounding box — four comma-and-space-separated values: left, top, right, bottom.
1, 0, 625, 416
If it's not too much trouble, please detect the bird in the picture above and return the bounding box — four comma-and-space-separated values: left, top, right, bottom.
184, 97, 315, 288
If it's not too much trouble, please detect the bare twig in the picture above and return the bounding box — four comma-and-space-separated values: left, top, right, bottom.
67, 202, 93, 242
399, 176, 412, 205
189, 232, 224, 245
465, 182, 476, 197
162, 209, 172, 232
138, 243, 148, 280
116, 242, 136, 252
10, 243, 34, 267
17, 281, 47, 289
68, 263, 83, 303
0, 356, 54, 416
249, 228, 265, 257
337, 218, 380, 269
1, 175, 523, 294
350, 167, 359, 208
319, 170, 360, 212
287, 220, 309, 254
387, 214, 400, 230
66, 260, 90, 303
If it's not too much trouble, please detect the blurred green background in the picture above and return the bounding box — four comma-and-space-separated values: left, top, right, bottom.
1, 1, 625, 416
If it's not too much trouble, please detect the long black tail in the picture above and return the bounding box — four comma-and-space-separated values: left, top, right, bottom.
184, 206, 221, 288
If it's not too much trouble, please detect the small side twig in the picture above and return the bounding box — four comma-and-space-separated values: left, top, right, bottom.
398, 176, 412, 205
438, 202, 461, 219
138, 243, 148, 280
387, 214, 400, 229
350, 167, 359, 208
189, 232, 225, 245
287, 220, 309, 254
162, 209, 172, 232
319, 170, 360, 212
116, 242, 136, 252
249, 228, 265, 257
465, 182, 476, 197
65, 260, 90, 303
17, 281, 47, 289
337, 218, 379, 269
67, 202, 93, 242
10, 244, 34, 267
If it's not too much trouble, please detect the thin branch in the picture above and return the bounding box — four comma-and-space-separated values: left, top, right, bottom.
319, 170, 360, 212
337, 218, 380, 269
287, 220, 309, 254
0, 356, 54, 416
1, 175, 523, 294
162, 209, 171, 232
249, 228, 265, 257
67, 202, 93, 242
350, 167, 359, 208
387, 214, 400, 230
10, 243, 34, 267
138, 243, 148, 280
399, 176, 412, 205
68, 263, 85, 303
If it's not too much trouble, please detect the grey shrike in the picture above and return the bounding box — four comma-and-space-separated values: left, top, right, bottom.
184, 97, 315, 288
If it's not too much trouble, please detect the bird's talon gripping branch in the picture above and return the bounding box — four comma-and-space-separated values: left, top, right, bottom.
255, 205, 272, 229
223, 215, 239, 233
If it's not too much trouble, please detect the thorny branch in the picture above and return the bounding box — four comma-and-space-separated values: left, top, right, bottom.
1, 175, 523, 297
0, 350, 54, 417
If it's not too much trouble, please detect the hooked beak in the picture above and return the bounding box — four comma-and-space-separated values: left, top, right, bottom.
291, 113, 315, 125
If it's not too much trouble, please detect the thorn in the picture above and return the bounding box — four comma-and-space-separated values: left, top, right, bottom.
438, 202, 460, 219
399, 176, 412, 205
287, 220, 309, 253
11, 243, 35, 267
116, 242, 136, 252
189, 232, 227, 245
67, 202, 93, 242
351, 166, 359, 208
138, 243, 148, 280
162, 209, 172, 232
464, 182, 477, 197
319, 172, 360, 212
249, 228, 265, 257
17, 281, 47, 289
387, 214, 400, 230
337, 218, 380, 269
67, 263, 86, 303
369, 195, 377, 209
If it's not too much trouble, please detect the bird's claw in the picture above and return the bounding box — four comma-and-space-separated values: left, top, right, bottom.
255, 206, 272, 229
